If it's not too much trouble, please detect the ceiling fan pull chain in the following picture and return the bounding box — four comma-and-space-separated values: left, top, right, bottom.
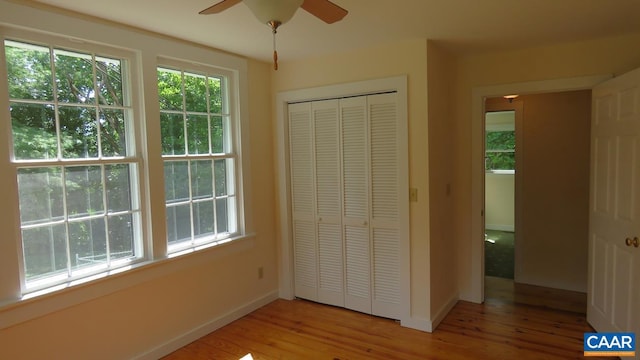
273, 27, 278, 70
268, 20, 281, 71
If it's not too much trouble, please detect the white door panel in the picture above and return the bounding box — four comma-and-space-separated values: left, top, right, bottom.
313, 100, 344, 307
289, 103, 318, 302
289, 92, 406, 321
588, 67, 640, 349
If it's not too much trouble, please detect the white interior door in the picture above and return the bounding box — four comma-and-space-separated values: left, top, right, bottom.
368, 93, 403, 319
288, 91, 406, 321
588, 67, 640, 340
313, 100, 345, 307
289, 102, 318, 302
341, 96, 372, 314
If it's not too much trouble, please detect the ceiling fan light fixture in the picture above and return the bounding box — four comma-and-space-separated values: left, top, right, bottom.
503, 94, 519, 103
199, 0, 347, 71
243, 0, 304, 25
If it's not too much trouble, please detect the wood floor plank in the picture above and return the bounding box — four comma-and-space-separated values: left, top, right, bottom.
245, 306, 419, 359
164, 340, 239, 360
163, 280, 616, 360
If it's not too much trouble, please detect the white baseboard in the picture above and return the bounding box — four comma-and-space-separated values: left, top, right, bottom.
485, 224, 514, 232
401, 294, 458, 333
430, 294, 458, 331
133, 290, 279, 360
401, 316, 433, 332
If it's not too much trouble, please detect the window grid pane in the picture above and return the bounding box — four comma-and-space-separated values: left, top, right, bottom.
5, 39, 141, 290
158, 66, 237, 251
8, 43, 132, 161
17, 163, 141, 285
485, 130, 516, 170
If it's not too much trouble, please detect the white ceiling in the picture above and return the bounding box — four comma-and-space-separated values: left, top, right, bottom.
29, 0, 640, 63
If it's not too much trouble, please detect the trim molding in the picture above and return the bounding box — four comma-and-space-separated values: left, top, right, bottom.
0, 235, 255, 330
466, 74, 612, 304
402, 295, 459, 333
401, 316, 433, 333
275, 76, 411, 323
431, 294, 459, 331
133, 290, 279, 360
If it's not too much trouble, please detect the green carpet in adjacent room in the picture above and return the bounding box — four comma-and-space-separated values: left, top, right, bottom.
484, 229, 514, 279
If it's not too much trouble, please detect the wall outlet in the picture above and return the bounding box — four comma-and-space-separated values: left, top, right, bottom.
258, 266, 264, 279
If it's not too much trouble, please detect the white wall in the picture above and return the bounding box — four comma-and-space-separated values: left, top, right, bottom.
454, 32, 640, 301
426, 41, 458, 327
485, 173, 515, 231
518, 90, 591, 292
0, 2, 278, 359
273, 39, 435, 330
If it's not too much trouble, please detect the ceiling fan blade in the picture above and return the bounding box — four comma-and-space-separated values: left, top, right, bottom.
301, 0, 348, 24
199, 0, 242, 15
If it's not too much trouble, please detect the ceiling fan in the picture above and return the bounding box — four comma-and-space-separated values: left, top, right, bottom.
199, 0, 348, 70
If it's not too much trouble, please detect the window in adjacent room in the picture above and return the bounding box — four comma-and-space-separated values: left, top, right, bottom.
485, 110, 516, 172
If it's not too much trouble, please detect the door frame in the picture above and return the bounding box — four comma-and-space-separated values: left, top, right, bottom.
274, 76, 412, 325
467, 74, 611, 303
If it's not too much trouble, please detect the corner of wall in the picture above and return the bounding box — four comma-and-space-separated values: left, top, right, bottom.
134, 291, 279, 360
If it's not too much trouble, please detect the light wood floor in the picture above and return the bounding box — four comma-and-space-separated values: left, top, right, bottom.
163, 278, 613, 360
484, 276, 588, 314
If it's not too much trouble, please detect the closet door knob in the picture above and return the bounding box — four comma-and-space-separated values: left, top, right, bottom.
625, 237, 639, 247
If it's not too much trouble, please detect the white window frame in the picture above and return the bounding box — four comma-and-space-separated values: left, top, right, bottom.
3, 31, 147, 294
156, 59, 241, 254
0, 3, 253, 328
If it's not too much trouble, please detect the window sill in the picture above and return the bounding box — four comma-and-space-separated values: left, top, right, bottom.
485, 170, 515, 175
0, 233, 255, 330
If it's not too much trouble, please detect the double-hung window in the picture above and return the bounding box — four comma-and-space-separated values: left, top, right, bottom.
485, 110, 516, 172
1, 27, 247, 304
5, 38, 142, 291
158, 63, 238, 253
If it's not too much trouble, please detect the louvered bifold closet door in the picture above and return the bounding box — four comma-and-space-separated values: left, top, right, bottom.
340, 96, 372, 314
289, 102, 318, 302
313, 100, 345, 307
369, 93, 402, 319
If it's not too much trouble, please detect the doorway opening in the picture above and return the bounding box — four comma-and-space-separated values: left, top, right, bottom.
480, 91, 593, 315
484, 109, 516, 280
469, 75, 608, 305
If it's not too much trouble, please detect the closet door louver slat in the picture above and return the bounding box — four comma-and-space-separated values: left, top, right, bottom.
293, 220, 317, 300
318, 223, 344, 305
313, 100, 344, 306
289, 103, 318, 301
369, 93, 402, 319
341, 97, 371, 314
344, 224, 371, 313
342, 100, 369, 220
289, 91, 403, 320
370, 99, 399, 222
372, 228, 401, 316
